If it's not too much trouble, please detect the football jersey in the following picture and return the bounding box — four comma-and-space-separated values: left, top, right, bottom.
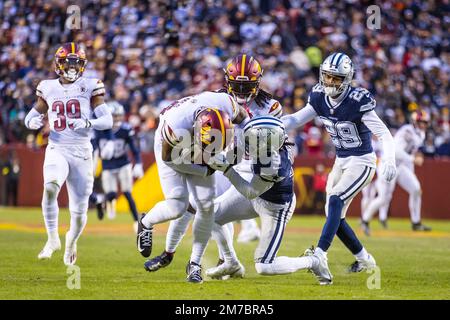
36, 76, 105, 146
252, 145, 294, 204
394, 124, 425, 164
308, 83, 376, 158
159, 91, 238, 147
94, 123, 141, 170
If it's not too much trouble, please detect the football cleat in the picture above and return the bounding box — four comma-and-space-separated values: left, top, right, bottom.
304, 246, 333, 285
237, 227, 260, 243
412, 222, 432, 232
144, 251, 174, 272
206, 260, 245, 280
348, 254, 377, 273
379, 219, 388, 229
186, 261, 203, 284
63, 233, 77, 266
360, 220, 371, 236
96, 201, 105, 220
38, 239, 61, 260
137, 214, 153, 257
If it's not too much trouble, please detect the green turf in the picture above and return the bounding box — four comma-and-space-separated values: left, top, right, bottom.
0, 207, 449, 300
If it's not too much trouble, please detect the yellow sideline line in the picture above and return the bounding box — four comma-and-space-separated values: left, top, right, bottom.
1, 222, 449, 238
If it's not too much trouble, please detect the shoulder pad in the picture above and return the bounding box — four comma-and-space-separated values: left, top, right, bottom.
268, 100, 283, 118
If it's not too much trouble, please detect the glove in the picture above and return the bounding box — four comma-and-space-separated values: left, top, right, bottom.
381, 160, 397, 182
132, 163, 144, 179
207, 152, 233, 173
68, 118, 91, 131
28, 115, 44, 130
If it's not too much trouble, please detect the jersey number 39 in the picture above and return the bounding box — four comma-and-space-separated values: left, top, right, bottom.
52, 100, 81, 131
320, 118, 362, 149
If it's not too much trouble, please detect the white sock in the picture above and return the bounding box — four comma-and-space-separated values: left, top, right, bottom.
143, 199, 187, 228
190, 210, 214, 265
212, 223, 238, 264
379, 203, 389, 221
42, 183, 60, 242
255, 256, 313, 275
165, 212, 192, 253
409, 191, 422, 224
355, 247, 369, 261
67, 211, 87, 248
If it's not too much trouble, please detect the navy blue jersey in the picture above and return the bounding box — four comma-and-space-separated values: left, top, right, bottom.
308, 84, 376, 157
94, 123, 141, 170
252, 145, 294, 204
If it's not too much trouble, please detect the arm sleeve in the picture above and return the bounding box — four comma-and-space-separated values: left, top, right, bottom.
361, 110, 395, 161
281, 103, 317, 131
126, 129, 142, 163
90, 103, 113, 130
223, 168, 274, 199
24, 108, 42, 129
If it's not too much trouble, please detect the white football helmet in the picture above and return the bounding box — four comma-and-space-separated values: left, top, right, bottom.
243, 116, 286, 159
319, 52, 354, 97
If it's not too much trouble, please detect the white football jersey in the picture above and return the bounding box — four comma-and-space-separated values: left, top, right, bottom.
160, 91, 238, 147
36, 76, 105, 146
394, 124, 425, 165
244, 97, 283, 119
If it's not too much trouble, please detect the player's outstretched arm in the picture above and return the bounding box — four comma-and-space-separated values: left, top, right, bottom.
223, 168, 273, 200
24, 97, 48, 130
362, 110, 397, 181
281, 103, 317, 131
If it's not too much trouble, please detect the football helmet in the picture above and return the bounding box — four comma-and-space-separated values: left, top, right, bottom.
411, 110, 430, 131
107, 101, 125, 128
193, 108, 234, 157
224, 54, 263, 106
55, 42, 87, 82
319, 52, 354, 97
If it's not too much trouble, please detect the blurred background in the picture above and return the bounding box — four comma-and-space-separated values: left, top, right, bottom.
0, 0, 449, 217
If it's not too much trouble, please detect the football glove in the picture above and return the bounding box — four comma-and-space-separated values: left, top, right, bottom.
381, 160, 396, 182
28, 114, 45, 130
133, 163, 144, 179
68, 118, 91, 131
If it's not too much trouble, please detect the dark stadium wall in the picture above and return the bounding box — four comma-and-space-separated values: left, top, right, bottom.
1, 145, 449, 220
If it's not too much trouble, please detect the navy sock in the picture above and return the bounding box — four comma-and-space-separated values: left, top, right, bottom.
318, 195, 344, 251
89, 192, 98, 205
336, 219, 363, 255
124, 191, 139, 221
106, 192, 117, 202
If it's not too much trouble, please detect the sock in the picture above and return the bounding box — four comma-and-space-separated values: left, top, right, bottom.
354, 247, 369, 261
106, 192, 117, 202
67, 211, 87, 248
42, 182, 60, 242
142, 199, 187, 228
212, 223, 238, 264
379, 203, 389, 221
123, 191, 139, 221
318, 195, 343, 251
165, 211, 192, 253
336, 219, 363, 255
255, 256, 313, 275
409, 190, 422, 224
190, 209, 214, 265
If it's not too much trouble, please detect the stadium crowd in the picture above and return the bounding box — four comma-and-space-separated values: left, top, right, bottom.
0, 0, 449, 157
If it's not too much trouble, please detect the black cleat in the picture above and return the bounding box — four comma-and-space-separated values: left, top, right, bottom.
360, 220, 371, 236
137, 214, 153, 257
96, 202, 105, 220
186, 261, 203, 283
379, 219, 388, 229
412, 222, 432, 232
144, 251, 174, 272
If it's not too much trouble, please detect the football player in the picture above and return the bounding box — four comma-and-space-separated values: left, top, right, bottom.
136, 91, 249, 283
93, 101, 144, 231
281, 52, 397, 284
361, 110, 431, 233
24, 42, 113, 265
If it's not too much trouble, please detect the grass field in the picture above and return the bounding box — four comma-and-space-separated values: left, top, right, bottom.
0, 207, 449, 300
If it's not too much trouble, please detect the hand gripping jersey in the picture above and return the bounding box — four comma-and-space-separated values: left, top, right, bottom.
93, 122, 141, 170
252, 145, 294, 204
36, 76, 105, 145
307, 84, 376, 157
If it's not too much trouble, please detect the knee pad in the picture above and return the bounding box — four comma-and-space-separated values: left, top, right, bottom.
106, 192, 117, 202
43, 182, 60, 202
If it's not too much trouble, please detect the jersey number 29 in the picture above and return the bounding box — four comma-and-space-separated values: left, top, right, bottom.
52, 100, 81, 131
320, 118, 362, 149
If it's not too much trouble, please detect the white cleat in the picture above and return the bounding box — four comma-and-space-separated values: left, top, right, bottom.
237, 228, 260, 243
206, 261, 245, 280
38, 239, 61, 260
348, 254, 377, 273
64, 234, 77, 266
304, 247, 333, 285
